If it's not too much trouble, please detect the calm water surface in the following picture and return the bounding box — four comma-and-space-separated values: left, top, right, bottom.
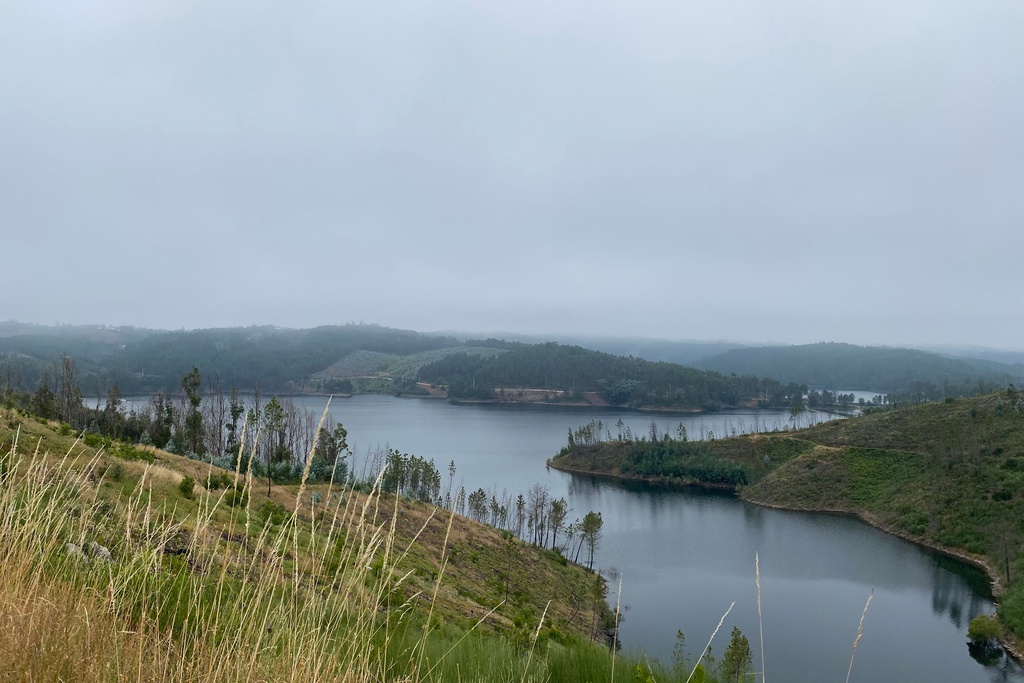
150, 393, 1024, 681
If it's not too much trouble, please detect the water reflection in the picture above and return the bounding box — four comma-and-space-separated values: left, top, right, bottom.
562, 471, 1024, 682
931, 559, 990, 630
981, 654, 1022, 683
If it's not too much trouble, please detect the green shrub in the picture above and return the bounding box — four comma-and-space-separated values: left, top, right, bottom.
178, 476, 196, 499
83, 432, 106, 448
114, 442, 155, 463
968, 614, 1001, 643
205, 472, 234, 490
224, 486, 249, 509
258, 501, 288, 526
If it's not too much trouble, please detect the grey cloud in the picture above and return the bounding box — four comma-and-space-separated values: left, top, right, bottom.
2, 0, 1022, 348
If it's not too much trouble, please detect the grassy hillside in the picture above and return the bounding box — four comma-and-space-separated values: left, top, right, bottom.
549, 392, 1024, 649
2, 408, 719, 683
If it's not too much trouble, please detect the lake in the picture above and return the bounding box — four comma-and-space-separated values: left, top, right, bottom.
317, 394, 1023, 683
119, 393, 1024, 681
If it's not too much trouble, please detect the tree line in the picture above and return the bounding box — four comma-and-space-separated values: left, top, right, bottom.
3, 355, 350, 487
560, 419, 749, 486
0, 323, 466, 395
352, 445, 607, 571
3, 356, 608, 571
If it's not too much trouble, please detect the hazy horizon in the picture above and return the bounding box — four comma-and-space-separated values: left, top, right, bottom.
4, 317, 1024, 356
3, 1, 1021, 349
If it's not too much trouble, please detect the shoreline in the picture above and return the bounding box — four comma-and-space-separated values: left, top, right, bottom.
438, 396, 796, 416
547, 456, 1024, 665
546, 458, 737, 492
741, 494, 1024, 664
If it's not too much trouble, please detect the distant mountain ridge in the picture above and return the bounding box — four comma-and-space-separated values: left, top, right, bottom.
694, 342, 1024, 395
2, 322, 1021, 401
0, 323, 466, 394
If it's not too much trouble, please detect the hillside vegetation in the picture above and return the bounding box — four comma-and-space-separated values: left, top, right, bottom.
0, 323, 474, 395
549, 392, 1024, 649
0, 323, 792, 411
2, 408, 720, 682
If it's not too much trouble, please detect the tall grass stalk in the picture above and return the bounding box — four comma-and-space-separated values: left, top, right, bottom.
844, 589, 874, 683
522, 599, 551, 682
756, 552, 766, 683
611, 574, 623, 681
686, 601, 735, 683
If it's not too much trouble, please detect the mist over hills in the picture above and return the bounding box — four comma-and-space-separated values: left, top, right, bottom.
1, 321, 1021, 401
439, 331, 749, 366
694, 342, 1024, 394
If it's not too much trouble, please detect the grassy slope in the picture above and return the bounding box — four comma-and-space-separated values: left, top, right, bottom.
1, 408, 682, 683
749, 397, 1024, 556
549, 393, 1024, 649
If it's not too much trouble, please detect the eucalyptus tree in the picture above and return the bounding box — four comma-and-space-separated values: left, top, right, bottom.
581, 511, 603, 571
548, 498, 569, 551
180, 367, 204, 457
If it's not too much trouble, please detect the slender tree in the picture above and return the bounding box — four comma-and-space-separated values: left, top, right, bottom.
180, 367, 204, 457
581, 511, 603, 570
549, 497, 569, 550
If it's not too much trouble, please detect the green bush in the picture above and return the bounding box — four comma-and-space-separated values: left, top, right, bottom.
968, 614, 1001, 643
224, 486, 249, 509
178, 476, 196, 499
83, 432, 107, 448
205, 472, 234, 490
114, 442, 155, 463
258, 501, 289, 526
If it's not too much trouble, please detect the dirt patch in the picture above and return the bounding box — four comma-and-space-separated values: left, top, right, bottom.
416, 383, 448, 398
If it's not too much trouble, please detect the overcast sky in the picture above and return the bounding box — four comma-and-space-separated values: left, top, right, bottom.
2, 0, 1022, 349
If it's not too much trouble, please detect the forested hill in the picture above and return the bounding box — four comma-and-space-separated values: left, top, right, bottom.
104, 325, 471, 392
695, 342, 1024, 397
0, 323, 480, 394
416, 342, 782, 410
5, 322, 1020, 407
445, 332, 746, 366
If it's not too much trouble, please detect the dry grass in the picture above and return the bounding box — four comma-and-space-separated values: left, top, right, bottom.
0, 423, 401, 682
0, 408, 623, 683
